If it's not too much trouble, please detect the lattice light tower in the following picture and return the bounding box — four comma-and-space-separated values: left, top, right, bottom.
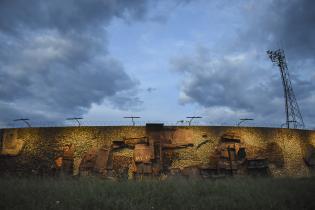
267, 49, 305, 129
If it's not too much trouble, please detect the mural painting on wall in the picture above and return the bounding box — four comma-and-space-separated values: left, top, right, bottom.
74, 125, 286, 179
0, 129, 24, 156
52, 144, 74, 177
0, 125, 312, 178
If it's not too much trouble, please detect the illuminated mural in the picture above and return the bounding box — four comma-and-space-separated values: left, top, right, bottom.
0, 124, 315, 178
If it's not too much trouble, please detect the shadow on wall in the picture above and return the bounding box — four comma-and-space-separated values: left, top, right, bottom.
304, 144, 315, 175
266, 142, 284, 168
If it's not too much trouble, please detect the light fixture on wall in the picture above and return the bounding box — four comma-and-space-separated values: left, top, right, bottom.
13, 118, 31, 127
66, 117, 83, 126
124, 116, 141, 126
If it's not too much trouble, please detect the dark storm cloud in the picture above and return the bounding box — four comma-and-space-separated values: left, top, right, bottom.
0, 0, 147, 123
0, 0, 147, 33
242, 0, 315, 60
171, 48, 284, 121
277, 0, 315, 58
172, 0, 315, 127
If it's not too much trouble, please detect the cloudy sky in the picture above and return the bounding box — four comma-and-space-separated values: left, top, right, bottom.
0, 0, 314, 128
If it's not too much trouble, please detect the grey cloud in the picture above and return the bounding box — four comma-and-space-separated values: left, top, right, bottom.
0, 0, 147, 124
240, 0, 315, 60
171, 0, 315, 127
148, 0, 194, 23
171, 48, 284, 119
172, 40, 315, 127
108, 89, 143, 111
146, 87, 156, 93
280, 0, 315, 57
0, 0, 147, 34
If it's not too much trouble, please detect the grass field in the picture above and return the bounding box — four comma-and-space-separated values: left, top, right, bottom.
0, 176, 314, 210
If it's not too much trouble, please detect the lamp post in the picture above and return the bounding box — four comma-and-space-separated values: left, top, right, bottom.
124, 116, 141, 126
66, 117, 83, 126
237, 118, 254, 126
13, 118, 31, 127
186, 116, 202, 126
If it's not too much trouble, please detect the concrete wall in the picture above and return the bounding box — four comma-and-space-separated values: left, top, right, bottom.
0, 126, 314, 177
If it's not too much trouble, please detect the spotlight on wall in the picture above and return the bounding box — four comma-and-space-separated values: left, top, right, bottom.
124, 116, 141, 126
13, 118, 31, 127
186, 116, 202, 126
237, 118, 254, 127
66, 117, 83, 126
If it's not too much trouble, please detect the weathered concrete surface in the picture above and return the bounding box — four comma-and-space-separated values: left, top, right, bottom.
0, 126, 314, 177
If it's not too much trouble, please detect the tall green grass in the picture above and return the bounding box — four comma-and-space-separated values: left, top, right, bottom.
0, 176, 314, 210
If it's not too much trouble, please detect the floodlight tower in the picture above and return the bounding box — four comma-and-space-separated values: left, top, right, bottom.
267, 49, 305, 129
